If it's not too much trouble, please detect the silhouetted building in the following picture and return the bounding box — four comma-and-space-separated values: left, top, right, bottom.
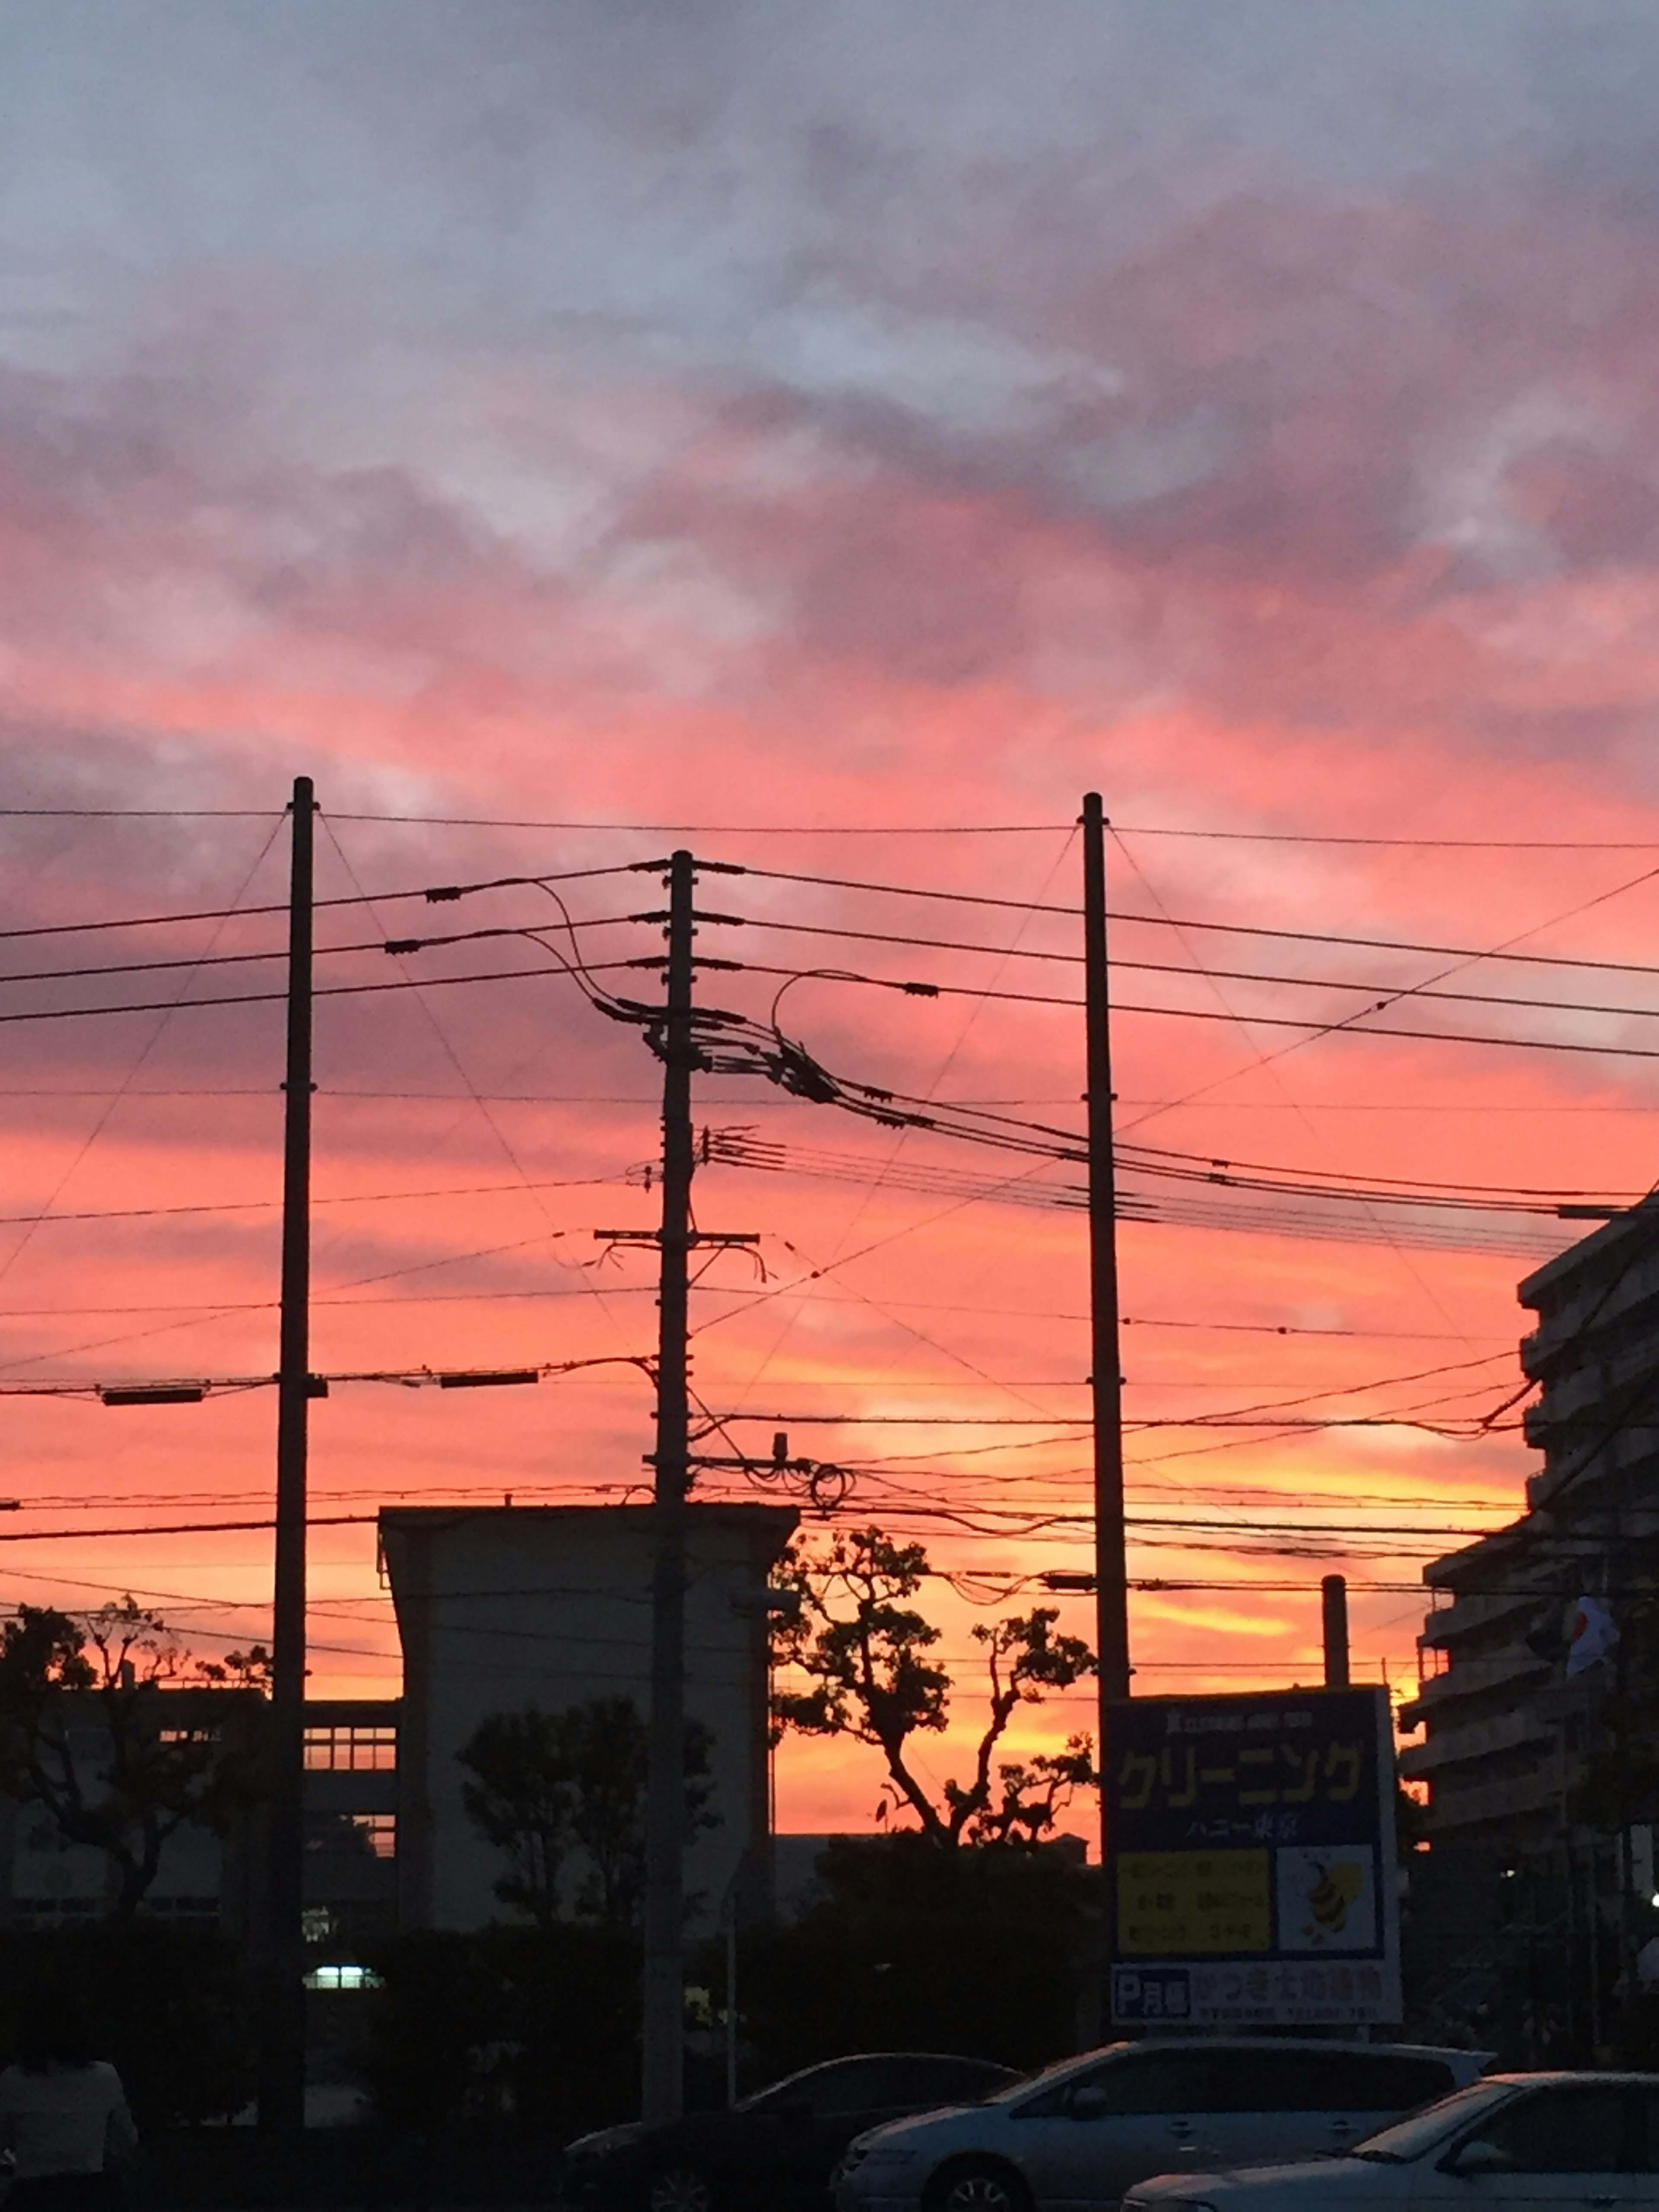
0, 1690, 399, 1945
1399, 1202, 1659, 1844
379, 1502, 796, 1931
3, 1501, 797, 1951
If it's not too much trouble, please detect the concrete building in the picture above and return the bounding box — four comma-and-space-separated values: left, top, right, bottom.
1399, 1201, 1659, 1843
301, 1697, 402, 1949
3, 1500, 796, 1946
380, 1502, 796, 1932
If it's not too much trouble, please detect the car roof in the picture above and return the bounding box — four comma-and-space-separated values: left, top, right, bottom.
1484, 2070, 1659, 2086
1112, 2039, 1486, 2060
776, 2053, 1017, 2084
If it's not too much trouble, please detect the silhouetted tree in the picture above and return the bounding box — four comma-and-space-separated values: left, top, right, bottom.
0, 1598, 270, 1920
771, 1526, 1096, 1847
457, 1695, 714, 1929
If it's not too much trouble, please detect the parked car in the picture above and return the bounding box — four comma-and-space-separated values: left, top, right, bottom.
834, 2039, 1489, 2212
1123, 2071, 1659, 2212
563, 2052, 1020, 2212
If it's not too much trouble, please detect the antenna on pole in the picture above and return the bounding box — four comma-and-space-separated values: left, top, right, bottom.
260, 774, 315, 2131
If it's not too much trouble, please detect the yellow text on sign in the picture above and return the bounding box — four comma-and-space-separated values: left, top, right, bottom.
1118, 1849, 1271, 1956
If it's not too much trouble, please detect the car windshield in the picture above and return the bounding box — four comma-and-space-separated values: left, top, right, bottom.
739, 2059, 1013, 2117
737, 2066, 822, 2114
1348, 2082, 1513, 2161
986, 2048, 1126, 2107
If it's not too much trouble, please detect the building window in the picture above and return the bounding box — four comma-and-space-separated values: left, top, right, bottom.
352, 1814, 396, 1859
303, 1724, 397, 1771
303, 1964, 381, 1992
304, 1812, 397, 1859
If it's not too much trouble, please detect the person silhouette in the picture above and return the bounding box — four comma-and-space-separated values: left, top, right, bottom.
0, 1990, 137, 2212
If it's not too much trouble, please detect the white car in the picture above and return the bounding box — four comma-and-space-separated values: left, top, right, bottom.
1125, 2072, 1659, 2212
835, 2038, 1488, 2212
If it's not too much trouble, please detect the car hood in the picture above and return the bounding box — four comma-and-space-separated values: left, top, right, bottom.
1131, 2158, 1414, 2206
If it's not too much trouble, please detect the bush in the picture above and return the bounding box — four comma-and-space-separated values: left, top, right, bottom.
736, 1835, 1095, 2083
359, 1924, 641, 2138
0, 1923, 255, 2128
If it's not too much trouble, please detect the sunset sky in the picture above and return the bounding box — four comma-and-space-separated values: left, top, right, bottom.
3, 1, 1659, 1840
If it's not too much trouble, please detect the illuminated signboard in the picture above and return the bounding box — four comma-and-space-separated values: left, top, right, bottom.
1103, 1686, 1400, 2028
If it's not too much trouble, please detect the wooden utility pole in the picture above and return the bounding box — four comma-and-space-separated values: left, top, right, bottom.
1081, 794, 1130, 1778
642, 849, 696, 2124
261, 773, 315, 2131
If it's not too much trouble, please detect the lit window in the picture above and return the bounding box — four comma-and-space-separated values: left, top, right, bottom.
303, 1725, 397, 1771
303, 1964, 381, 1992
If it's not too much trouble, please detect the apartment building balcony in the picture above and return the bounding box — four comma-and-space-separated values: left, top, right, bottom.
1419, 1587, 1540, 1650
1398, 1706, 1553, 1781
1398, 1648, 1550, 1732
1521, 1245, 1659, 1375
1420, 1763, 1567, 1836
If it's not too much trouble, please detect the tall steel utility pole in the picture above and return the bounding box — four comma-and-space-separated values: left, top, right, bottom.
642, 849, 696, 2125
1081, 794, 1130, 1826
261, 774, 315, 2132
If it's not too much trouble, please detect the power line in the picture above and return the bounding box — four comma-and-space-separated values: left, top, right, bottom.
698, 908, 1659, 1029
1115, 826, 1659, 852
329, 817, 1067, 835
0, 953, 658, 1028
0, 915, 653, 992
0, 1352, 652, 1403
0, 1503, 1506, 1548
0, 863, 636, 947
23, 808, 1659, 851
735, 863, 1659, 979
0, 1171, 632, 1230
724, 956, 1659, 1064
709, 1124, 1633, 1218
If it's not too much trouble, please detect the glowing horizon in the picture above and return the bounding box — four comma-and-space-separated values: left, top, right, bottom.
2, 0, 1657, 1843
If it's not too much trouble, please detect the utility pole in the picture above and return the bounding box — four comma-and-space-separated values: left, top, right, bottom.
1081, 794, 1130, 1779
599, 852, 758, 2122
642, 849, 696, 2126
1322, 1574, 1350, 1688
260, 774, 315, 2132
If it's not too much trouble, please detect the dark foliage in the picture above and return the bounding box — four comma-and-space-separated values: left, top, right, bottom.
736, 1833, 1096, 2080
456, 1695, 713, 1929
0, 1923, 255, 2128
357, 1924, 642, 2138
0, 1600, 270, 1920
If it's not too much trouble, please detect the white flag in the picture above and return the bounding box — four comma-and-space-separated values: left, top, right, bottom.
1565, 1594, 1619, 1677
